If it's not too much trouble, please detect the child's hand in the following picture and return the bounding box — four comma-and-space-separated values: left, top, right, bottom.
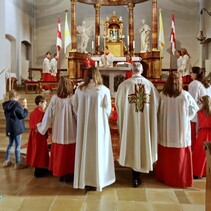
23, 98, 28, 109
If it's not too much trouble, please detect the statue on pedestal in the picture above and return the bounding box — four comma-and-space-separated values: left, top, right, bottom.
77, 21, 90, 53
139, 19, 151, 53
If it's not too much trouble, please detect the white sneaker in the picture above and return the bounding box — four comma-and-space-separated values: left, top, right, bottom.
14, 163, 28, 170
3, 160, 12, 167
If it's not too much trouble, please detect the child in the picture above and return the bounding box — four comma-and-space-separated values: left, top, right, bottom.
26, 95, 49, 177
37, 76, 76, 183
192, 95, 211, 178
2, 90, 28, 169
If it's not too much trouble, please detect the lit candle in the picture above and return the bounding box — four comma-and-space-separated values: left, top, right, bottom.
92, 41, 94, 49
127, 35, 129, 46
98, 36, 100, 46
133, 41, 135, 49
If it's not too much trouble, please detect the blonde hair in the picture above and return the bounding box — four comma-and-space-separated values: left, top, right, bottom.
163, 72, 183, 97
79, 67, 103, 90
200, 95, 211, 116
9, 90, 19, 100
56, 76, 74, 98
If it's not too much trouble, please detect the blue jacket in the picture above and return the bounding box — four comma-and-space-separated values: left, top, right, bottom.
2, 100, 28, 137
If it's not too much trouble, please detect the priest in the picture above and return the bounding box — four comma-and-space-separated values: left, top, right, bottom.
100, 46, 114, 67
115, 62, 159, 187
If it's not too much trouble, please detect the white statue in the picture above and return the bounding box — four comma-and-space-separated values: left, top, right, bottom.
139, 19, 151, 53
77, 21, 90, 53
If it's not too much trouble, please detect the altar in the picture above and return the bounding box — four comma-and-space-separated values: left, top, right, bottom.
67, 0, 162, 80
99, 67, 130, 97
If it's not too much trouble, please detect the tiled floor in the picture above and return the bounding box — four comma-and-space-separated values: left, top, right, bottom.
0, 155, 206, 211
0, 93, 207, 211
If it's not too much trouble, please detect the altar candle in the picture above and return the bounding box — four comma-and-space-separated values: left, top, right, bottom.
92, 41, 94, 49
133, 41, 135, 49
98, 36, 100, 46
127, 35, 129, 46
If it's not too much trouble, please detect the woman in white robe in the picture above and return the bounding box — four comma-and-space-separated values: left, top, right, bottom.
156, 72, 199, 187
73, 67, 115, 191
37, 76, 76, 182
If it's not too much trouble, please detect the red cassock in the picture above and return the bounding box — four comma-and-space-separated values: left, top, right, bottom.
42, 73, 52, 90
156, 144, 193, 187
192, 110, 211, 177
49, 143, 75, 176
26, 107, 49, 168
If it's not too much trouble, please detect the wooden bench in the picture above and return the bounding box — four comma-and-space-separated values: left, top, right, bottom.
24, 80, 39, 93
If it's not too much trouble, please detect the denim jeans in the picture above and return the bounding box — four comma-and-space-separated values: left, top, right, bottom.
5, 134, 22, 163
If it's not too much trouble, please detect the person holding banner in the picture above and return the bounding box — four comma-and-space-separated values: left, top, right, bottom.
179, 48, 192, 83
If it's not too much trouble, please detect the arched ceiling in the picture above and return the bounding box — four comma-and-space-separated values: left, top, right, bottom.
77, 0, 149, 6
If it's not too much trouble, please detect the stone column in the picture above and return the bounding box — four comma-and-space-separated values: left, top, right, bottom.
128, 3, 135, 54
95, 3, 101, 54
152, 0, 158, 50
70, 0, 76, 51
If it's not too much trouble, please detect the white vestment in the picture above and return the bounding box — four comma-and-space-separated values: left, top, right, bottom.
73, 82, 115, 191
50, 58, 57, 76
100, 53, 114, 67
158, 91, 198, 148
37, 95, 76, 144
177, 56, 183, 72
180, 54, 191, 76
42, 57, 51, 74
188, 80, 211, 122
115, 74, 159, 173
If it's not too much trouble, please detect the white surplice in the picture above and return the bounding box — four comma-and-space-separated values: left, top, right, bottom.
37, 95, 76, 144
180, 54, 191, 76
100, 53, 114, 67
115, 74, 159, 173
188, 80, 211, 122
42, 57, 51, 74
73, 82, 115, 191
158, 91, 199, 148
50, 58, 57, 76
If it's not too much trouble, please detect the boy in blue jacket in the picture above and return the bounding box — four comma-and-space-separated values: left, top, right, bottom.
2, 90, 28, 169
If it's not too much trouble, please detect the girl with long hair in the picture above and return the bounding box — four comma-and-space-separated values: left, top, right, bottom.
156, 72, 198, 187
192, 95, 211, 179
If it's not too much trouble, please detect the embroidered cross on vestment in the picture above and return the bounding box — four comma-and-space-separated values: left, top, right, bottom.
128, 84, 150, 112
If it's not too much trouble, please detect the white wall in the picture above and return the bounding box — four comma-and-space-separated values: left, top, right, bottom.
0, 0, 34, 100
0, 0, 6, 100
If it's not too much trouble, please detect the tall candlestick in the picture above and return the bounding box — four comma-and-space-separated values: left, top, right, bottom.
127, 35, 129, 46
98, 36, 100, 46
133, 41, 135, 49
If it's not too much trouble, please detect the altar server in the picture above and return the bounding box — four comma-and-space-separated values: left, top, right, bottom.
37, 76, 76, 182
26, 95, 49, 177
115, 62, 159, 187
73, 67, 115, 191
100, 46, 114, 67
156, 72, 198, 187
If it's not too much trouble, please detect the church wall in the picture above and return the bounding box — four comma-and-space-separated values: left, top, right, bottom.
0, 0, 6, 100
0, 0, 34, 100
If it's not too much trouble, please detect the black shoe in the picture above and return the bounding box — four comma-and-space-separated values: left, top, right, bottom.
132, 169, 141, 187
85, 186, 97, 191
64, 174, 74, 183
193, 175, 202, 179
59, 176, 65, 182
132, 178, 141, 187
